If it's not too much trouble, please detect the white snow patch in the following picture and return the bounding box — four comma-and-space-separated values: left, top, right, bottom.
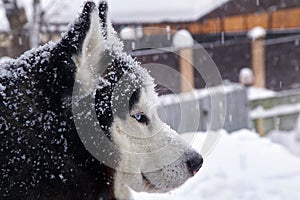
239, 68, 254, 86
247, 86, 276, 100
269, 115, 300, 156
159, 84, 239, 106
120, 27, 136, 40
173, 29, 193, 49
248, 26, 266, 40
250, 103, 300, 119
133, 129, 300, 200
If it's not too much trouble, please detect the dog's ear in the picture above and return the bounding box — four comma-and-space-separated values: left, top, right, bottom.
98, 1, 121, 47
79, 1, 104, 65
60, 1, 107, 90
61, 1, 104, 56
98, 1, 108, 39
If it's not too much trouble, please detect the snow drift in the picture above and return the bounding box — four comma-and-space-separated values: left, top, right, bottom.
133, 129, 300, 200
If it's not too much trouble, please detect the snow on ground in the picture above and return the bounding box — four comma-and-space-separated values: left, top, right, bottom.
159, 84, 241, 106
247, 86, 276, 101
133, 129, 300, 200
269, 116, 300, 156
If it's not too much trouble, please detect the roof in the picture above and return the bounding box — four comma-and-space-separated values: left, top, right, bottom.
203, 0, 300, 19
0, 0, 230, 31
109, 0, 230, 24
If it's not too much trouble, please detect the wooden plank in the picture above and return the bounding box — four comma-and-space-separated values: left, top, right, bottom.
251, 39, 266, 88
246, 13, 269, 29
252, 112, 299, 135
270, 8, 300, 29
143, 24, 168, 36
189, 22, 201, 35
199, 18, 221, 34
179, 48, 195, 92
272, 9, 289, 29
223, 15, 245, 32
285, 8, 300, 28
139, 7, 300, 36
250, 89, 300, 135
251, 90, 300, 109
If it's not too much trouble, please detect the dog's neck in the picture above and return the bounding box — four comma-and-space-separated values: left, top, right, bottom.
91, 165, 134, 200
70, 152, 117, 199
113, 171, 136, 200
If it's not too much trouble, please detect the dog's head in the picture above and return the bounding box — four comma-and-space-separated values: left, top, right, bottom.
66, 1, 203, 198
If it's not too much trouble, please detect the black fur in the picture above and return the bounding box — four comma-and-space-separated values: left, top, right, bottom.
98, 1, 108, 39
0, 2, 131, 199
129, 90, 141, 111
95, 58, 142, 136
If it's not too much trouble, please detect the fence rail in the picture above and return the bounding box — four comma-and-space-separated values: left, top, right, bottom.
250, 89, 300, 135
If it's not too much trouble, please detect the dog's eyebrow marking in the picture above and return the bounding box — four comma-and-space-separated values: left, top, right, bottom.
129, 89, 141, 111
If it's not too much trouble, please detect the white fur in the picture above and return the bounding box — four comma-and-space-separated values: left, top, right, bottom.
112, 77, 196, 199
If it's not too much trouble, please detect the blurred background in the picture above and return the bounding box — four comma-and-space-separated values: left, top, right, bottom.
1, 0, 300, 199
1, 0, 300, 91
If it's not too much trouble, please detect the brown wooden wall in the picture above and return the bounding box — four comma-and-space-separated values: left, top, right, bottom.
142, 7, 300, 35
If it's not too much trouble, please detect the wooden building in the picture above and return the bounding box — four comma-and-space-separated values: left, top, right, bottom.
1, 0, 300, 91
115, 0, 300, 35
114, 0, 300, 92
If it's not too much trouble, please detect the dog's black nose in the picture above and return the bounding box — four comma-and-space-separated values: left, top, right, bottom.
186, 153, 203, 176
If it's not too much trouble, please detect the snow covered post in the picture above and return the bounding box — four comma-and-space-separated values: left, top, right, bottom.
173, 30, 194, 92
248, 27, 266, 136
248, 27, 266, 88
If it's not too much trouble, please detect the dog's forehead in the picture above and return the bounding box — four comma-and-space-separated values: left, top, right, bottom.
104, 49, 154, 88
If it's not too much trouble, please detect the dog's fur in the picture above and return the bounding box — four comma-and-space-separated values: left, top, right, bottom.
0, 1, 203, 199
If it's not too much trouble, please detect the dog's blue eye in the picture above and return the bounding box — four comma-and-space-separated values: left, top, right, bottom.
134, 113, 142, 121
131, 113, 149, 125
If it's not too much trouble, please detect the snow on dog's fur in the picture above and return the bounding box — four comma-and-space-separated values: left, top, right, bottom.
0, 1, 203, 199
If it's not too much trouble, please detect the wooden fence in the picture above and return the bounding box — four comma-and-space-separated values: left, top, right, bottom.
250, 89, 300, 136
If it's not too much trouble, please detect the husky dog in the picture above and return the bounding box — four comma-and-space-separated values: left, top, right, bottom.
0, 1, 203, 199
